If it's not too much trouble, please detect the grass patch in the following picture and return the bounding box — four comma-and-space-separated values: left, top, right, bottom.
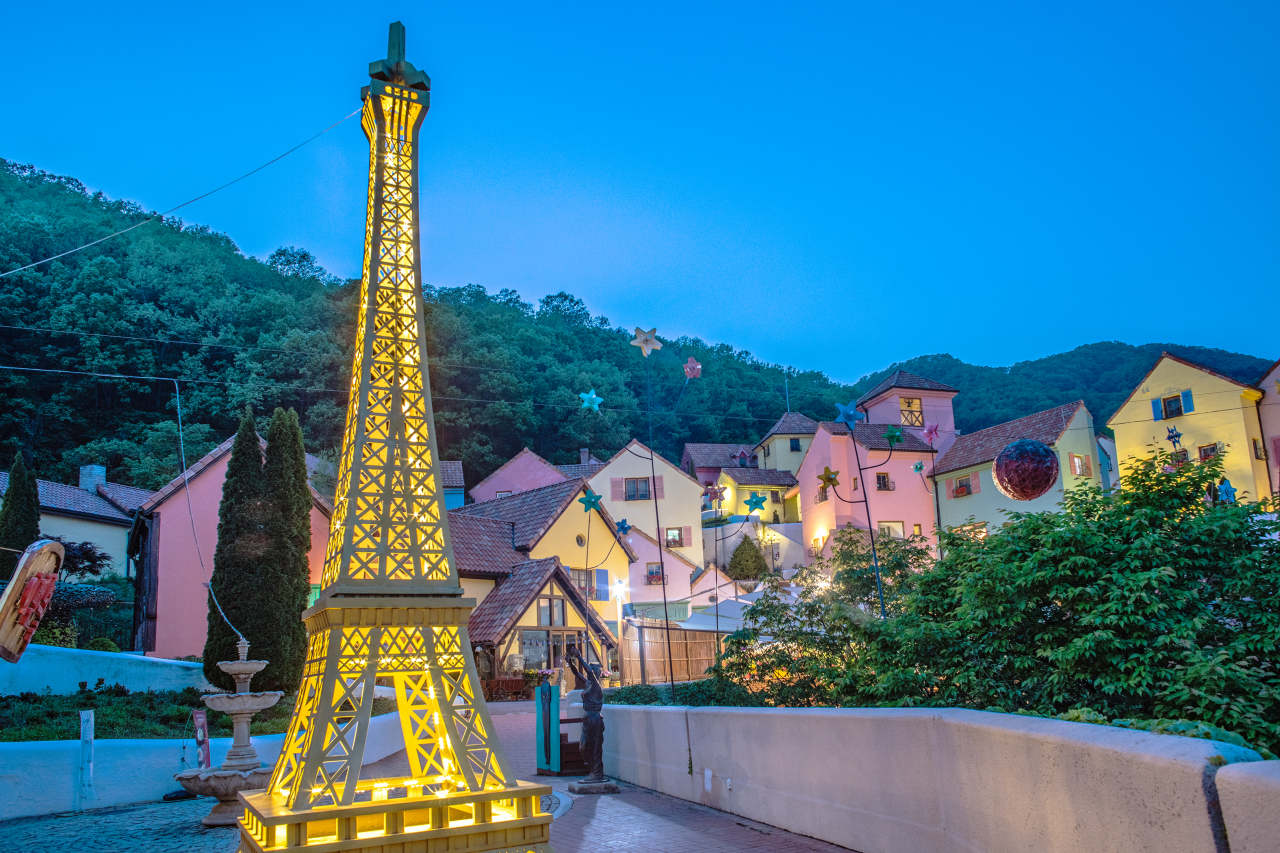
0, 682, 398, 742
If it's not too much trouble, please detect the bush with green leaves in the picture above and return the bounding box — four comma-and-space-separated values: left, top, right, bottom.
604, 678, 762, 707
725, 535, 768, 583
717, 449, 1280, 753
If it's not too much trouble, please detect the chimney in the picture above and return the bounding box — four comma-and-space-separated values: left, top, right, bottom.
580, 448, 590, 465
80, 464, 107, 492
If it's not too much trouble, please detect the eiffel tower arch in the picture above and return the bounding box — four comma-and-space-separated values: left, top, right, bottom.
237, 22, 553, 853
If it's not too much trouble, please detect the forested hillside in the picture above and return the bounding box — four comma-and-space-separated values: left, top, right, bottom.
0, 159, 1271, 493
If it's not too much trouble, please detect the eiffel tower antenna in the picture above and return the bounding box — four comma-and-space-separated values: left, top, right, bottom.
237, 23, 554, 852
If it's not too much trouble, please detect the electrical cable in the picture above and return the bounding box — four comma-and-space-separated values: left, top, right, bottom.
0, 107, 364, 279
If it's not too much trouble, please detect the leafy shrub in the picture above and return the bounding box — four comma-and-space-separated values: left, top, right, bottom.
83, 637, 120, 652
605, 678, 762, 707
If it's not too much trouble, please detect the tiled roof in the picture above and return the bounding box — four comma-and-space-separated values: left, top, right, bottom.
683, 443, 757, 470
470, 447, 563, 496
96, 482, 155, 514
438, 460, 465, 489
721, 468, 799, 488
447, 512, 524, 578
934, 401, 1083, 476
0, 473, 132, 524
468, 557, 617, 647
757, 412, 819, 445
817, 422, 936, 453
555, 462, 605, 479
855, 370, 957, 407
598, 440, 705, 488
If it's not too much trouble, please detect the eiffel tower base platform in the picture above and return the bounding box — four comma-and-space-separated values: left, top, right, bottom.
236, 781, 553, 852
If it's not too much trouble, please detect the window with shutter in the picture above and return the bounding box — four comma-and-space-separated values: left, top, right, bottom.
683, 526, 692, 548
595, 569, 609, 600
1162, 395, 1183, 419
1181, 390, 1195, 413
1152, 399, 1164, 421
972, 472, 980, 494
611, 478, 624, 501
945, 478, 954, 499
654, 476, 664, 499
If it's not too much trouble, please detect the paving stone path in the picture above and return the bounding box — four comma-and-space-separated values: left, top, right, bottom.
0, 711, 854, 853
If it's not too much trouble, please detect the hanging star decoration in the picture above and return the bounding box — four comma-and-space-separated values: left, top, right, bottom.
703, 484, 726, 502
579, 389, 604, 411
834, 401, 862, 429
913, 461, 925, 474
1217, 479, 1237, 503
883, 425, 904, 448
1166, 426, 1183, 449
817, 466, 840, 489
744, 492, 768, 512
630, 327, 662, 357
684, 357, 702, 379
616, 519, 632, 535
578, 490, 603, 513
923, 422, 940, 443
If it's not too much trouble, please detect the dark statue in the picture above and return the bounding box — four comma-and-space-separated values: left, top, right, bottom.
566, 646, 607, 783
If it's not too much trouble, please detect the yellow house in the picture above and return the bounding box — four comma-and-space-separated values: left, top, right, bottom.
755, 412, 819, 477
715, 467, 799, 523
1109, 352, 1273, 502
450, 477, 637, 630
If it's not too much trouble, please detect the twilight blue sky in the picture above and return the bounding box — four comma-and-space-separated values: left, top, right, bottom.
2, 2, 1276, 382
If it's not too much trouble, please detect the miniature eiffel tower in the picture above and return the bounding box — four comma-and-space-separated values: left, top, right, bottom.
237, 23, 553, 853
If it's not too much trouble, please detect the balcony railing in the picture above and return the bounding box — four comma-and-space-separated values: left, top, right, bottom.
876, 479, 896, 492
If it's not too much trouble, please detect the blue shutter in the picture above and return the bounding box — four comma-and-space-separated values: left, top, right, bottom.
1151, 399, 1163, 421
1181, 390, 1194, 413
595, 569, 609, 601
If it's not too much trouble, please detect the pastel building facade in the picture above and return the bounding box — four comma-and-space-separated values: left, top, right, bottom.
855, 370, 959, 460
1108, 353, 1274, 503
754, 412, 819, 475
680, 443, 757, 491
1254, 358, 1280, 496
932, 401, 1102, 534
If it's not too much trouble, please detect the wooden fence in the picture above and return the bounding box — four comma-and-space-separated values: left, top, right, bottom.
618, 620, 724, 686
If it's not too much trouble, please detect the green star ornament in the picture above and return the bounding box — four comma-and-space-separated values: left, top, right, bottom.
744, 492, 767, 513
883, 425, 904, 448
578, 490, 603, 513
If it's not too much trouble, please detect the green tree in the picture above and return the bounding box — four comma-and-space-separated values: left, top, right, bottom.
260, 407, 313, 691
726, 535, 769, 584
0, 452, 40, 580
815, 527, 932, 617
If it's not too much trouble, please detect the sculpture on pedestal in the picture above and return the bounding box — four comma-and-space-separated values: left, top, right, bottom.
565, 647, 617, 793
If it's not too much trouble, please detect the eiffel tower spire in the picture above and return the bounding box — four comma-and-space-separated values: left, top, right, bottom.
237, 24, 554, 852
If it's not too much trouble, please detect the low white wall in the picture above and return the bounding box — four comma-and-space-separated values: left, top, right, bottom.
0, 711, 405, 821
1216, 760, 1280, 853
602, 705, 1270, 853
0, 644, 214, 695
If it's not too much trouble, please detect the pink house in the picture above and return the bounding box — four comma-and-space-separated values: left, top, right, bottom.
797, 421, 940, 563
469, 447, 604, 503
855, 370, 959, 459
131, 435, 334, 659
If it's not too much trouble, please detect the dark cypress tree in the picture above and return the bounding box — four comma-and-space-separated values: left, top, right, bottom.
0, 452, 41, 580
204, 407, 271, 689
726, 535, 769, 584
260, 407, 313, 691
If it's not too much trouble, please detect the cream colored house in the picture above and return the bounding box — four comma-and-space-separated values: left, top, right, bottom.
587, 440, 705, 570
754, 412, 820, 475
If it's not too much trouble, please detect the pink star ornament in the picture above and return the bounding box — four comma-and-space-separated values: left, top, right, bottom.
684, 357, 702, 379
923, 422, 940, 443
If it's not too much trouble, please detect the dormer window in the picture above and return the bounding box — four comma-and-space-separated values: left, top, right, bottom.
900, 397, 923, 427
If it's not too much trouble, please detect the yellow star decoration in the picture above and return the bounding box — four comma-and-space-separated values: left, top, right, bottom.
818, 466, 840, 489
630, 327, 662, 357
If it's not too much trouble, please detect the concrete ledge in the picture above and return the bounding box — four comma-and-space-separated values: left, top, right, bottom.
0, 644, 214, 695
0, 710, 405, 822
1216, 760, 1280, 853
605, 705, 1265, 853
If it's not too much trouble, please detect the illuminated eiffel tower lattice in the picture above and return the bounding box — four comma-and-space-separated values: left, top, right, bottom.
237, 23, 553, 853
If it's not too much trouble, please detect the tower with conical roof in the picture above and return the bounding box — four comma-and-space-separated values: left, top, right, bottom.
237, 23, 554, 853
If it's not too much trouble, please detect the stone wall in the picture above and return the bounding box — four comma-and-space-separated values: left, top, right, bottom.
603, 705, 1276, 853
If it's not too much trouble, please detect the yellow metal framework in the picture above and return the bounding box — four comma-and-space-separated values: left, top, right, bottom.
238, 23, 552, 853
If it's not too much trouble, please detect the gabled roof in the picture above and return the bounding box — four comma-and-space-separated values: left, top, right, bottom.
1108, 352, 1262, 426
682, 443, 757, 470
555, 462, 605, 479
0, 473, 134, 524
721, 468, 799, 488
1257, 357, 1280, 387
934, 401, 1084, 476
756, 412, 819, 447
597, 440, 704, 489
624, 527, 700, 573
438, 460, 465, 490
856, 370, 957, 407
817, 422, 936, 453
468, 556, 618, 647
139, 434, 333, 517
97, 482, 155, 514
452, 477, 638, 562
469, 447, 564, 497
446, 512, 524, 578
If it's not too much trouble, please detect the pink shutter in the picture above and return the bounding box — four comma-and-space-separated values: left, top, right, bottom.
611, 478, 624, 501
1273, 438, 1280, 471
945, 478, 954, 499
653, 476, 665, 499
1084, 455, 1093, 478
682, 526, 692, 548
971, 472, 981, 494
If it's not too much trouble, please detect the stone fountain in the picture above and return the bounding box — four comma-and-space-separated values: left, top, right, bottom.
174, 638, 283, 826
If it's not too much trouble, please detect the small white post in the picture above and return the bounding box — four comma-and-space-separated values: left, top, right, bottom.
77, 709, 96, 810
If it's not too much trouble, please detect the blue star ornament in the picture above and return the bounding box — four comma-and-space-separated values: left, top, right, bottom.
744, 492, 767, 513
579, 389, 603, 411
912, 461, 925, 474
1166, 426, 1182, 449
834, 401, 863, 428
616, 519, 632, 535
578, 490, 603, 513
1217, 479, 1237, 503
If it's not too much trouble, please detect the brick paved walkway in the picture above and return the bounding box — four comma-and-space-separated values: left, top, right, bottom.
0, 711, 855, 853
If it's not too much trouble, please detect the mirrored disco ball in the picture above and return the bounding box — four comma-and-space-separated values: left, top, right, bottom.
992, 439, 1059, 501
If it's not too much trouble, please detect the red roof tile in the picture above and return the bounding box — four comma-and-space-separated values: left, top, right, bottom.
682, 443, 757, 470
933, 401, 1083, 476
856, 370, 957, 407
468, 556, 617, 647
817, 422, 936, 453
438, 460, 465, 489
96, 482, 155, 514
756, 412, 819, 445
447, 512, 524, 578
721, 468, 799, 487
